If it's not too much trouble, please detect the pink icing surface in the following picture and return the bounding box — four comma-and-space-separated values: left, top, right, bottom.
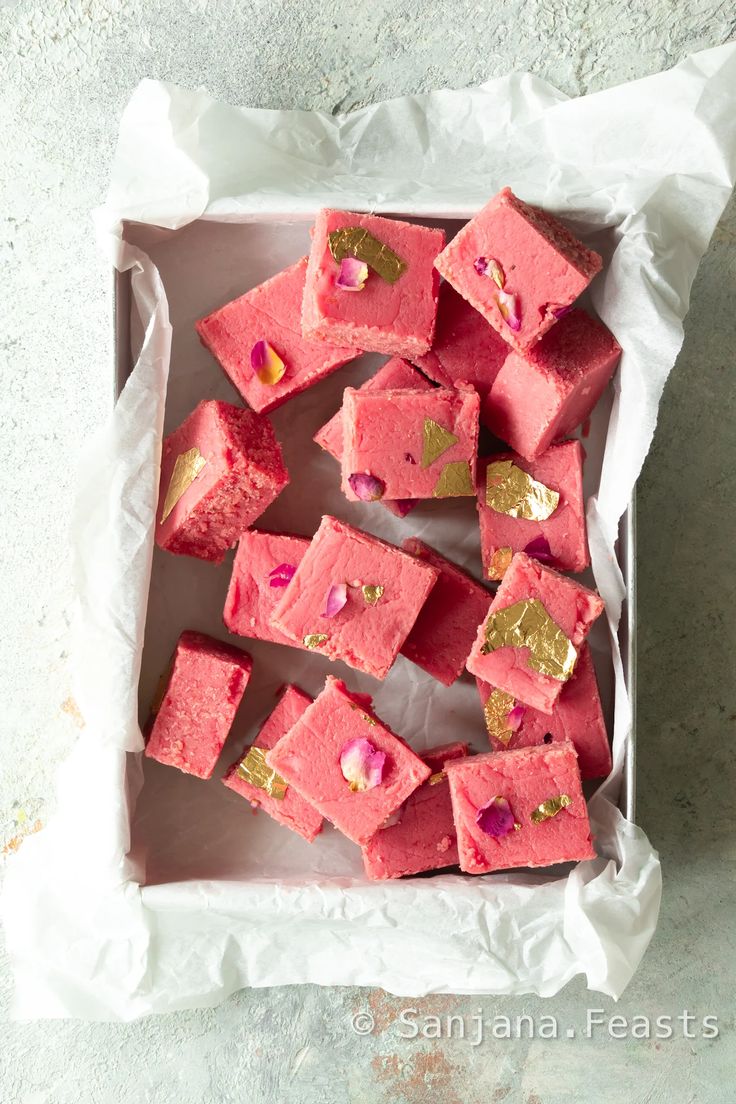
266, 676, 431, 845
476, 642, 612, 780
477, 440, 589, 577
222, 684, 323, 842
155, 400, 289, 564
302, 209, 445, 358
223, 529, 311, 647
435, 188, 602, 353
399, 538, 492, 686
362, 741, 468, 879
465, 552, 605, 713
145, 631, 252, 780
196, 258, 359, 415
271, 515, 439, 680
341, 386, 479, 501
484, 308, 621, 460
446, 742, 595, 874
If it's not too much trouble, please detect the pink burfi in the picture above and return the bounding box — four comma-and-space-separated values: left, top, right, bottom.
314, 356, 432, 519
342, 386, 479, 502
478, 440, 588, 580
145, 631, 252, 779
302, 209, 445, 358
400, 538, 492, 686
266, 676, 431, 845
223, 529, 311, 647
196, 258, 359, 415
414, 281, 510, 401
435, 187, 602, 353
156, 400, 289, 564
446, 742, 595, 874
271, 515, 439, 680
466, 552, 605, 714
484, 309, 621, 460
362, 741, 468, 879
222, 684, 323, 842
476, 643, 611, 780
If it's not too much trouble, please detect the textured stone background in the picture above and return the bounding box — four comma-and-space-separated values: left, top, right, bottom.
1, 2, 735, 1101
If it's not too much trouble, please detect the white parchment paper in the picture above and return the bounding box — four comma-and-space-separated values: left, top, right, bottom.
4, 45, 736, 1019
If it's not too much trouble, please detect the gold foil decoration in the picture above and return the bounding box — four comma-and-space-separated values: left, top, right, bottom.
160, 447, 207, 523
236, 746, 288, 800
421, 418, 458, 468
485, 460, 560, 521
428, 771, 446, 786
480, 598, 577, 681
303, 633, 328, 649
488, 547, 513, 581
433, 460, 474, 498
328, 227, 407, 284
483, 688, 516, 746
362, 585, 384, 606
530, 794, 571, 823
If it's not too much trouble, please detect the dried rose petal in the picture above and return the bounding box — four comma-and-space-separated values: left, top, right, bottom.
251, 339, 286, 385
268, 562, 296, 587
551, 304, 572, 320
348, 472, 385, 501
523, 536, 554, 564
507, 704, 526, 732
340, 737, 386, 792
392, 499, 416, 518
323, 581, 348, 618
474, 256, 505, 288
473, 256, 488, 276
404, 452, 416, 465
497, 290, 521, 332
335, 257, 369, 291
476, 796, 517, 837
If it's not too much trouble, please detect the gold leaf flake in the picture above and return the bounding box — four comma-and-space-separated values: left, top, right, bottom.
433, 460, 474, 498
236, 746, 288, 800
428, 771, 446, 786
422, 418, 458, 468
487, 547, 513, 581
530, 794, 571, 824
160, 447, 207, 523
362, 584, 384, 606
362, 713, 377, 726
328, 227, 407, 284
303, 633, 328, 649
483, 688, 516, 746
485, 460, 560, 521
480, 598, 577, 681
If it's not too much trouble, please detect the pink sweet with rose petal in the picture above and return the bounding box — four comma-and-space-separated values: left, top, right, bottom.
224, 529, 310, 647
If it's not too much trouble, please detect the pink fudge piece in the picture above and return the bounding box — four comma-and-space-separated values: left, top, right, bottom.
484, 309, 621, 460
414, 281, 510, 401
156, 400, 289, 565
196, 258, 359, 415
222, 684, 323, 842
399, 538, 492, 686
478, 440, 589, 580
267, 676, 431, 845
223, 529, 311, 647
466, 552, 605, 714
342, 386, 479, 502
314, 356, 432, 519
145, 631, 252, 780
435, 187, 603, 353
272, 515, 439, 680
302, 209, 445, 358
362, 741, 468, 879
446, 742, 595, 874
476, 643, 611, 780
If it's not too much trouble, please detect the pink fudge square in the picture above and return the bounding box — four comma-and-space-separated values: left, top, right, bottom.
362, 741, 468, 879
314, 356, 432, 519
478, 440, 589, 580
446, 742, 595, 874
145, 631, 252, 780
156, 400, 289, 564
266, 676, 431, 845
414, 281, 510, 401
466, 552, 605, 714
399, 538, 492, 686
223, 529, 311, 647
302, 209, 445, 358
476, 642, 612, 780
271, 515, 439, 680
435, 187, 602, 353
484, 309, 621, 460
342, 386, 479, 502
196, 258, 359, 415
222, 684, 323, 842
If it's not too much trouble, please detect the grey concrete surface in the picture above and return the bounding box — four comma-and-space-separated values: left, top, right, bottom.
1, 2, 735, 1102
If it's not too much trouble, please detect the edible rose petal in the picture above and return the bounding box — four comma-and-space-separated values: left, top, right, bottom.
507, 704, 526, 732
335, 257, 369, 291
250, 339, 286, 385
323, 581, 348, 618
340, 737, 386, 792
497, 290, 521, 332
392, 499, 416, 518
473, 256, 488, 276
268, 562, 297, 587
348, 472, 385, 501
551, 304, 572, 319
476, 796, 517, 837
523, 536, 554, 564
474, 256, 505, 287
